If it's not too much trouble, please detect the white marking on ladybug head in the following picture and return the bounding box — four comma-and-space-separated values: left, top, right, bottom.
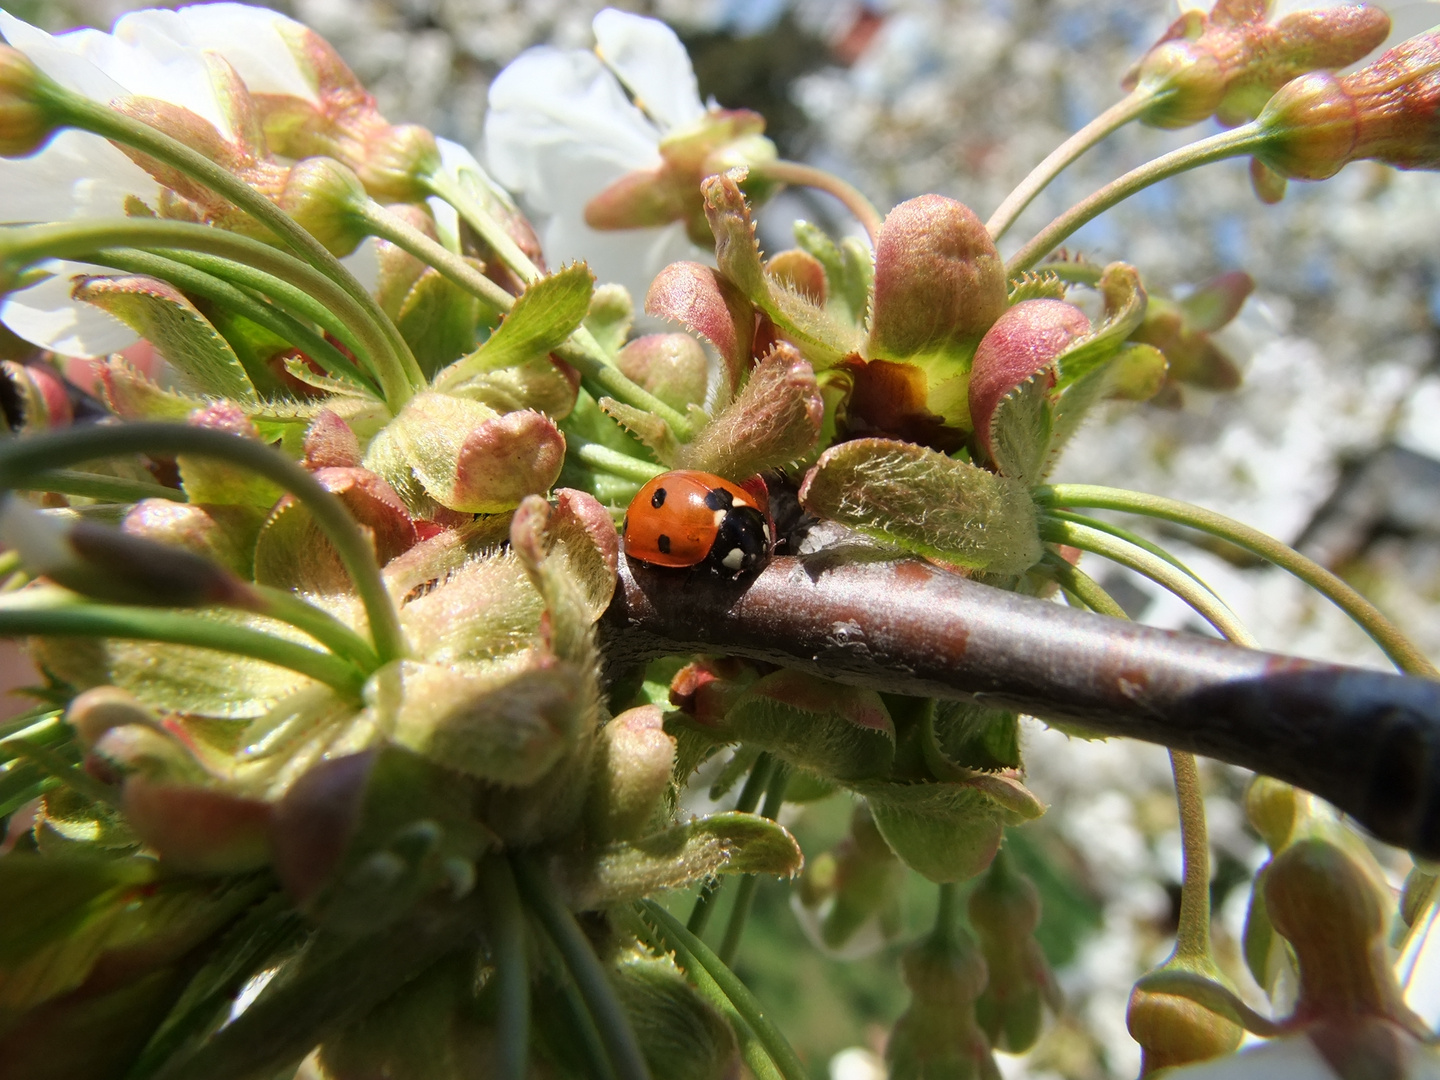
713, 509, 727, 527
761, 522, 771, 543
721, 547, 745, 571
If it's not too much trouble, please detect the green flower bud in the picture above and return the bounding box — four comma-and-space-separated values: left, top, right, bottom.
887, 921, 999, 1080
122, 500, 264, 578
588, 705, 677, 843
279, 156, 371, 257
614, 333, 710, 412
0, 45, 57, 157
611, 954, 740, 1080
354, 122, 441, 203
968, 847, 1058, 1052
1126, 981, 1243, 1074
797, 801, 903, 954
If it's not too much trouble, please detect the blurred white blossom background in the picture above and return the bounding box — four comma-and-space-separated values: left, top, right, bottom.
10, 0, 1440, 1077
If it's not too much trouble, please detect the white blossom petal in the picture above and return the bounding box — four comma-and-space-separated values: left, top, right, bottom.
485, 44, 661, 209
1, 261, 141, 358
592, 8, 707, 133
124, 4, 318, 103
0, 9, 237, 141
0, 130, 163, 224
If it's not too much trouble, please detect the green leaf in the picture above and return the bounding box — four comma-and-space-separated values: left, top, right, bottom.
1053, 262, 1147, 389
702, 174, 861, 368
799, 439, 1043, 575
433, 262, 594, 389
395, 266, 481, 379
1006, 271, 1068, 304
98, 357, 206, 422
855, 775, 1044, 883
585, 282, 635, 357
555, 811, 804, 908
795, 222, 872, 326
73, 276, 257, 402
988, 373, 1054, 487
0, 855, 154, 967
721, 670, 895, 782
599, 397, 680, 465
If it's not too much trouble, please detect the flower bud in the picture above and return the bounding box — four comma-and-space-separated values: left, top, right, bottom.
766, 249, 828, 305
588, 705, 677, 843
0, 361, 71, 431
123, 775, 272, 874
1126, 981, 1243, 1074
0, 45, 57, 157
354, 123, 441, 203
279, 157, 370, 257
1245, 774, 1301, 851
253, 466, 416, 591
887, 922, 997, 1080
968, 299, 1091, 461
0, 496, 253, 607
385, 392, 566, 514
303, 409, 362, 469
123, 500, 264, 578
614, 333, 710, 411
1263, 834, 1421, 1027
1128, 3, 1391, 130
1128, 272, 1251, 393
968, 848, 1058, 1053
611, 954, 740, 1080
868, 195, 1008, 365
1257, 31, 1440, 181
796, 801, 903, 955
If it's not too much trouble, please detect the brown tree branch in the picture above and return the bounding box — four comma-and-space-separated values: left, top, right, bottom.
602, 551, 1440, 858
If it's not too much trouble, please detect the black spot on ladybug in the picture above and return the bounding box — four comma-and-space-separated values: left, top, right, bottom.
650, 487, 667, 509
657, 534, 671, 554
703, 488, 734, 511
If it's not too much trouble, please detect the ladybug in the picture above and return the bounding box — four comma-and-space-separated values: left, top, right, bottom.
623, 471, 771, 575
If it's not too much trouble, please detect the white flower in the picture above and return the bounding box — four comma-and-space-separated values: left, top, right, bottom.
0, 4, 375, 360
483, 8, 711, 306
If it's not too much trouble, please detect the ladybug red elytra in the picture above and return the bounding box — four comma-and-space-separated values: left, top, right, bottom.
622, 470, 771, 575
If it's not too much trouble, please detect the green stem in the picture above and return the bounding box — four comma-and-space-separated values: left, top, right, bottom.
616, 906, 783, 1080
1041, 551, 1125, 617
87, 248, 376, 394
1038, 516, 1256, 646
751, 159, 883, 243
556, 339, 694, 442
0, 424, 407, 664
0, 734, 116, 807
512, 854, 652, 1080
571, 441, 665, 484
1006, 123, 1266, 275
1043, 509, 1222, 602
351, 198, 517, 314
479, 857, 530, 1080
42, 84, 422, 396
689, 752, 775, 935
1035, 484, 1437, 677
1169, 749, 1214, 962
21, 470, 184, 504
717, 763, 789, 966
1059, 572, 1218, 968
934, 882, 959, 944
638, 899, 808, 1080
149, 248, 375, 377
987, 88, 1158, 241
419, 168, 542, 284
0, 218, 402, 404
250, 587, 381, 674
0, 598, 364, 696
0, 549, 22, 580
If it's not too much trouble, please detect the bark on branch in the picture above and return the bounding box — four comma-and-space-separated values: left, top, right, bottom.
601, 550, 1440, 858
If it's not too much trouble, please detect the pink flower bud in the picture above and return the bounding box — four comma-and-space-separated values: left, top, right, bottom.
589, 705, 677, 842
0, 361, 72, 431
969, 299, 1091, 459
0, 45, 56, 157
615, 333, 710, 411
1127, 2, 1390, 129
868, 195, 1008, 364
1257, 31, 1440, 180
123, 775, 272, 874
